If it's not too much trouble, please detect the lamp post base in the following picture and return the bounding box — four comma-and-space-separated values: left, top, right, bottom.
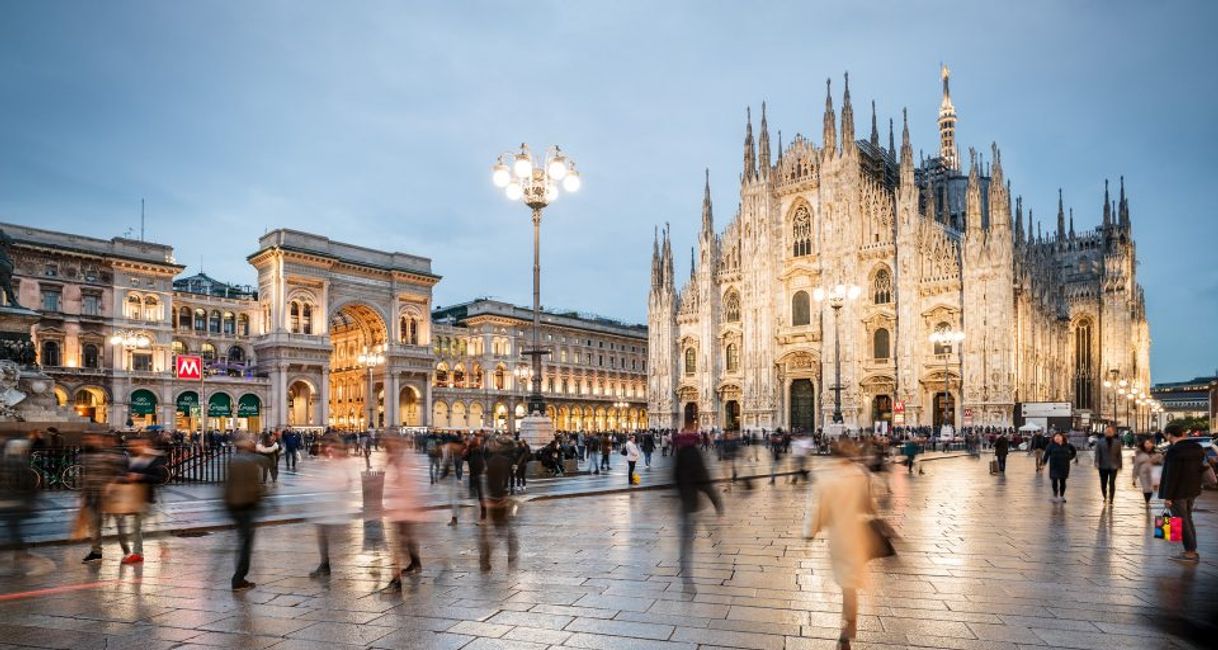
518, 414, 556, 448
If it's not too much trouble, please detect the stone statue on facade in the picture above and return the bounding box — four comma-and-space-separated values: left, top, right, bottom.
0, 229, 21, 308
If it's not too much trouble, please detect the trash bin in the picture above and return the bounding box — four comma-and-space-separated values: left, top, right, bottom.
361, 470, 384, 518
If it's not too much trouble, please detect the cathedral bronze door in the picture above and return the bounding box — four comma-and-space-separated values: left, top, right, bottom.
872, 395, 893, 425
683, 402, 698, 430
790, 379, 815, 432
723, 400, 740, 431
933, 392, 955, 429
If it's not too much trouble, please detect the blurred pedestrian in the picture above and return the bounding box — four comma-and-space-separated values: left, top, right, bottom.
624, 434, 641, 486
1043, 432, 1077, 503
79, 433, 125, 564
256, 432, 280, 485
1094, 426, 1123, 503
513, 439, 530, 494
466, 434, 487, 520
479, 436, 518, 571
673, 429, 722, 592
1031, 430, 1047, 471
804, 440, 877, 649
382, 436, 422, 590
282, 429, 301, 472
1132, 438, 1162, 505
307, 438, 357, 577
993, 433, 1009, 473
1159, 424, 1204, 562
1, 439, 37, 563
224, 437, 269, 590
115, 437, 166, 565
599, 434, 612, 473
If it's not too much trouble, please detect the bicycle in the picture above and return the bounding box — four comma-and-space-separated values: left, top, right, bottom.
29, 451, 83, 490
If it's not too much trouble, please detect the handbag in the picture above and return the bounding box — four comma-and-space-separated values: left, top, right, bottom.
102, 482, 148, 515
69, 505, 92, 541
866, 517, 897, 559
1154, 509, 1182, 541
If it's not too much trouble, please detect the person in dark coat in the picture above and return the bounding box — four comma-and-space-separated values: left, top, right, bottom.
512, 439, 530, 494
1158, 424, 1204, 562
1093, 426, 1124, 503
993, 434, 1010, 473
479, 437, 518, 571
1042, 432, 1077, 502
224, 438, 271, 590
673, 430, 723, 591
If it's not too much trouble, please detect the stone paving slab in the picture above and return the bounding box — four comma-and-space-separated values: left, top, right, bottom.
0, 452, 1213, 649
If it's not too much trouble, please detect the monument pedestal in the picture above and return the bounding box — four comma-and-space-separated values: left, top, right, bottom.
518, 414, 556, 448
0, 305, 92, 436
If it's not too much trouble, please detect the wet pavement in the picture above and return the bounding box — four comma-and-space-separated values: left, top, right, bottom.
0, 450, 1213, 649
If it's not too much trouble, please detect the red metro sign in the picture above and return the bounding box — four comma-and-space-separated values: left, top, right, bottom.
175, 355, 203, 381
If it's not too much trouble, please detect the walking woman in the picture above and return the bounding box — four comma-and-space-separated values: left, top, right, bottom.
1043, 432, 1077, 503
805, 441, 875, 649
382, 436, 422, 590
1131, 438, 1162, 505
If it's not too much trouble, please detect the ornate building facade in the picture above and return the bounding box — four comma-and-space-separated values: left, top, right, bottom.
648, 68, 1151, 433
430, 299, 648, 433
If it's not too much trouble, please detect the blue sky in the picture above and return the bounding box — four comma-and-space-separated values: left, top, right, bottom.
1, 1, 1215, 381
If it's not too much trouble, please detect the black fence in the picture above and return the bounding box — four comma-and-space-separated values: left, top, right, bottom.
29, 444, 233, 490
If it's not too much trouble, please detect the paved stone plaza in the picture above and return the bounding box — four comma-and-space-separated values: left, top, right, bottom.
0, 452, 1213, 649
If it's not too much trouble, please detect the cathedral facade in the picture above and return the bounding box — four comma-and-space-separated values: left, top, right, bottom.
648, 68, 1151, 434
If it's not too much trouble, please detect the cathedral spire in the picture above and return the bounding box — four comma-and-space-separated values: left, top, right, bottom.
965, 148, 981, 232
937, 63, 959, 170
1102, 179, 1112, 228
1118, 175, 1130, 228
777, 129, 783, 159
888, 117, 895, 158
1028, 209, 1035, 242
840, 72, 855, 155
988, 143, 1009, 234
742, 107, 756, 181
651, 226, 660, 289
689, 246, 695, 280
1056, 189, 1066, 239
1069, 208, 1075, 238
822, 77, 836, 157
1015, 196, 1024, 244
758, 101, 771, 178
662, 223, 673, 290
701, 168, 714, 235
899, 108, 913, 169
869, 100, 879, 149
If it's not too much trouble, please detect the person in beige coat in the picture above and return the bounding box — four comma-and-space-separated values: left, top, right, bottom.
1131, 438, 1163, 505
383, 436, 422, 590
804, 443, 874, 649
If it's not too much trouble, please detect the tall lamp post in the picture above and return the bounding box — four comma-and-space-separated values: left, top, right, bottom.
492, 144, 580, 429
110, 330, 153, 427
357, 346, 385, 431
613, 399, 629, 431
812, 283, 861, 425
928, 327, 966, 434
1103, 377, 1127, 428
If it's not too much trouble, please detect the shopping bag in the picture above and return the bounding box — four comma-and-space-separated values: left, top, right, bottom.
630, 472, 640, 485
988, 460, 998, 475
866, 517, 897, 559
1154, 509, 1181, 541
102, 482, 147, 514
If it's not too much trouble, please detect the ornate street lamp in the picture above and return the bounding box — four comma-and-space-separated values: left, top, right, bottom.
492, 144, 580, 429
357, 346, 385, 431
928, 327, 966, 434
510, 365, 533, 434
813, 283, 861, 425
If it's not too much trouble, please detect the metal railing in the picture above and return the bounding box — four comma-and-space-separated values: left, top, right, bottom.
28, 443, 233, 490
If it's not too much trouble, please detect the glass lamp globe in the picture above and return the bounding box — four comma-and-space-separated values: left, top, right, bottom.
812, 287, 826, 302
492, 164, 511, 188
562, 171, 581, 192
513, 154, 533, 179
547, 157, 568, 180
544, 183, 559, 203
505, 182, 524, 201
847, 285, 862, 300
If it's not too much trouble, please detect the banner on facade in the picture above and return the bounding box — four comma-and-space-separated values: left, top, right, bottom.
237, 393, 261, 417
893, 401, 905, 425
130, 389, 157, 415
963, 408, 974, 427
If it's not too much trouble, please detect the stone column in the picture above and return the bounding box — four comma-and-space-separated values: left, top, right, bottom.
319, 367, 330, 429
274, 362, 288, 428
423, 376, 432, 427
386, 371, 399, 429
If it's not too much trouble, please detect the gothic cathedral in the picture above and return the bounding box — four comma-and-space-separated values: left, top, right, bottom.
647, 67, 1150, 433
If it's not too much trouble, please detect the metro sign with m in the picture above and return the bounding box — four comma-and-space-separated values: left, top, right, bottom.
176, 355, 203, 381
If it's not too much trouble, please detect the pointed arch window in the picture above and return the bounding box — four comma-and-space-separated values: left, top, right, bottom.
684, 348, 696, 376
723, 291, 740, 322
792, 205, 812, 257
873, 268, 892, 304
791, 291, 810, 326
725, 342, 740, 372
873, 328, 890, 360
1073, 320, 1095, 411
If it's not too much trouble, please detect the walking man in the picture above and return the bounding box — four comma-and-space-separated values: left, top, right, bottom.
993, 433, 1010, 473
624, 434, 641, 486
1159, 424, 1204, 562
1094, 426, 1124, 503
599, 433, 612, 473
224, 437, 269, 590
641, 432, 655, 470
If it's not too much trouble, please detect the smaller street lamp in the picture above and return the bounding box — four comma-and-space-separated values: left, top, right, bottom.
511, 366, 534, 434
357, 346, 386, 431
813, 283, 861, 425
